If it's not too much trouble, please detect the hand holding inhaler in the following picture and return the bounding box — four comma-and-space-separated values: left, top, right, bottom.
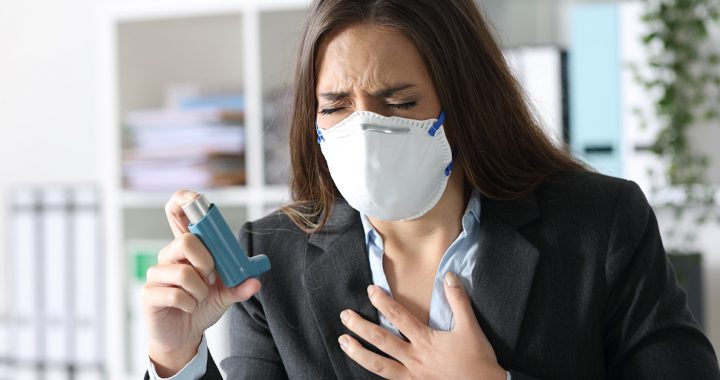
143, 190, 268, 377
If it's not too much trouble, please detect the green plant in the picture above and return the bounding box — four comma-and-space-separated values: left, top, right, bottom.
633, 0, 720, 248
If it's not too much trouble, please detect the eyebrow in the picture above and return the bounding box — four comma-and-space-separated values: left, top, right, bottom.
318, 83, 416, 101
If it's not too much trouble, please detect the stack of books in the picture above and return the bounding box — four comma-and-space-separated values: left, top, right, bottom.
122, 88, 246, 190
263, 87, 292, 186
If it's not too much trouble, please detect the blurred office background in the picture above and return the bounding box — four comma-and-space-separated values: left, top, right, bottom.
0, 0, 718, 379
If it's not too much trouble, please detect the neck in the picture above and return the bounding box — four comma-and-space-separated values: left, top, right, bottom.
368, 170, 467, 262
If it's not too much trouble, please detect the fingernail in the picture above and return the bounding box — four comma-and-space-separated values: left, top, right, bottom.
184, 191, 198, 201
367, 285, 375, 297
338, 335, 349, 350
340, 310, 349, 324
207, 272, 216, 285
445, 272, 460, 288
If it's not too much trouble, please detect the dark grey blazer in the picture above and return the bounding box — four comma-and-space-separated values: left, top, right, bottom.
147, 171, 720, 379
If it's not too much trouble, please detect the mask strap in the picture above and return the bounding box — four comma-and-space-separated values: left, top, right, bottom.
316, 124, 325, 144
428, 109, 447, 137
444, 149, 457, 177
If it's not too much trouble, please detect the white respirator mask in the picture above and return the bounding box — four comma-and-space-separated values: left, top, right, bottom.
317, 110, 454, 221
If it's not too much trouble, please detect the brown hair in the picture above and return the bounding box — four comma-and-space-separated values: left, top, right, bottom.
281, 0, 587, 232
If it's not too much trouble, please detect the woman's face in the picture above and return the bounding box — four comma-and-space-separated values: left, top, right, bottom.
315, 23, 442, 130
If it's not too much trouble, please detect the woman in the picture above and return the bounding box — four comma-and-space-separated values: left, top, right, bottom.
143, 0, 719, 379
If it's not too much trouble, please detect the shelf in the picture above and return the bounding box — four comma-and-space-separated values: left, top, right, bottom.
121, 185, 291, 208
99, 2, 309, 378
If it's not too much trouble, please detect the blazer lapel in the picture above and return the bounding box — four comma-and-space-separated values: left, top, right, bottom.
301, 194, 542, 376
472, 193, 541, 366
302, 199, 380, 379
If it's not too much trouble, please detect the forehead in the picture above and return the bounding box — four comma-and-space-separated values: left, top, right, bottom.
316, 23, 431, 93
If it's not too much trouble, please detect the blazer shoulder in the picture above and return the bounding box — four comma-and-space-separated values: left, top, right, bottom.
538, 170, 648, 208
237, 198, 360, 253
246, 207, 306, 234
528, 171, 652, 239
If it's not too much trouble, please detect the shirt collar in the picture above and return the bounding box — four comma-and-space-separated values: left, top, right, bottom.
360, 189, 482, 248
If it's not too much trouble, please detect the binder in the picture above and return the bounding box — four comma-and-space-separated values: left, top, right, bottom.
72, 188, 103, 367
42, 189, 71, 367
75, 369, 104, 380
10, 189, 41, 380
569, 2, 667, 197
0, 316, 10, 380
6, 187, 105, 380
11, 368, 40, 380
44, 368, 70, 380
505, 46, 567, 146
569, 4, 623, 177
1, 252, 10, 380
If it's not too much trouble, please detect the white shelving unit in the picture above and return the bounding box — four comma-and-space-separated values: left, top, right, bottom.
96, 1, 309, 379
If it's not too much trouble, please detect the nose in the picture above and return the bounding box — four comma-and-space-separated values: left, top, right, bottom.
353, 95, 387, 116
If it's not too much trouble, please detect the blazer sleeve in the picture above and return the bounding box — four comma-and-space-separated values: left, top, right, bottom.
214, 296, 287, 378
603, 180, 720, 379
217, 221, 288, 379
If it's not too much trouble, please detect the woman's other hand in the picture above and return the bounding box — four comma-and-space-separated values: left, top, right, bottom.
339, 272, 506, 380
142, 190, 261, 377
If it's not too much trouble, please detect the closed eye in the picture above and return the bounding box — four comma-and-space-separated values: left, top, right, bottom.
387, 101, 417, 110
318, 101, 417, 115
318, 107, 345, 115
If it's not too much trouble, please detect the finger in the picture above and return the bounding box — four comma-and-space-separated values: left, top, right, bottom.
145, 264, 210, 305
158, 233, 216, 284
443, 272, 478, 331
339, 334, 408, 379
367, 285, 427, 342
164, 189, 199, 238
218, 278, 262, 308
143, 284, 198, 314
340, 309, 410, 362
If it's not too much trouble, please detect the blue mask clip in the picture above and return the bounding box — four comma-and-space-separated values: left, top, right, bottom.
316, 124, 325, 144
444, 149, 457, 177
428, 110, 447, 137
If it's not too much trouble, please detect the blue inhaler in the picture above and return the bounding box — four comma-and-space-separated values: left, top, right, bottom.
182, 194, 270, 287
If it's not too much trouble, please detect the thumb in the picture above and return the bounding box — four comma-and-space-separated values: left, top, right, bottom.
443, 271, 477, 331
219, 277, 261, 308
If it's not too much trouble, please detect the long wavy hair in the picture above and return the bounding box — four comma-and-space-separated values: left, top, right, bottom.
281, 0, 586, 232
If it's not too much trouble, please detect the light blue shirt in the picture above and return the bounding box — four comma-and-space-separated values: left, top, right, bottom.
147, 334, 208, 380
360, 190, 481, 335
148, 190, 510, 379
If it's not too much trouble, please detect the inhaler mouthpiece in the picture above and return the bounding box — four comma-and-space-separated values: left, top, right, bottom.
182, 194, 211, 224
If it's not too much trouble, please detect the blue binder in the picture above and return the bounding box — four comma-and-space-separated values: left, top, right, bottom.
569, 4, 623, 177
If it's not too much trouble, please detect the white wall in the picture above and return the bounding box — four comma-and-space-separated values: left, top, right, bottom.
0, 0, 99, 324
